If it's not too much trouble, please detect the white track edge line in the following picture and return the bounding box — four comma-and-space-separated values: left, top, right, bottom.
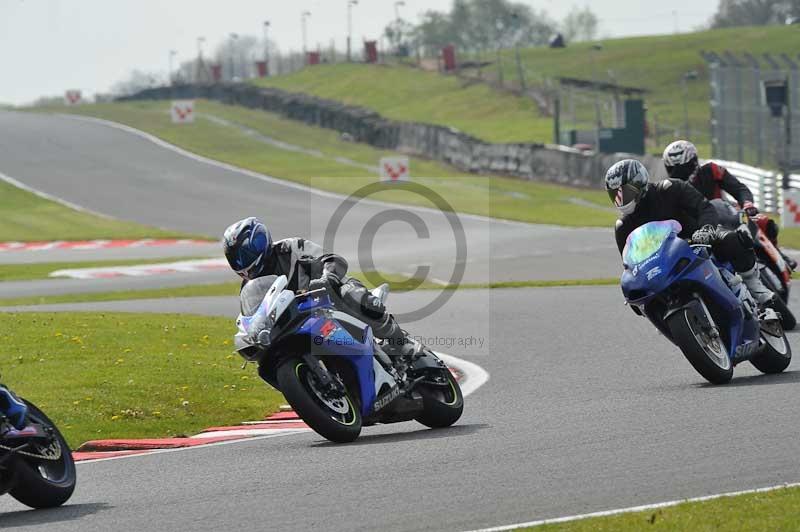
75, 352, 488, 464
0, 170, 114, 220
59, 113, 605, 233
464, 481, 800, 532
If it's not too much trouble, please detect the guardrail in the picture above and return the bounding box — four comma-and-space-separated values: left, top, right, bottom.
708, 159, 800, 215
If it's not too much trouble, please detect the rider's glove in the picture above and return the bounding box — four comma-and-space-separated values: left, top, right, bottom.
308, 278, 329, 292
691, 225, 717, 245
321, 271, 342, 287
743, 201, 759, 217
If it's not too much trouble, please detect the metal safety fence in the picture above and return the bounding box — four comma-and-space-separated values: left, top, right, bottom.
709, 159, 800, 216
705, 52, 800, 169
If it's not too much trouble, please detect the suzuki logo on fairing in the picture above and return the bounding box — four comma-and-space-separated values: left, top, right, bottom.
646, 267, 662, 280
632, 253, 660, 276
735, 341, 758, 360
373, 386, 401, 412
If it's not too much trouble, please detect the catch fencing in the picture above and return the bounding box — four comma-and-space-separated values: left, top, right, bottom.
704, 52, 800, 169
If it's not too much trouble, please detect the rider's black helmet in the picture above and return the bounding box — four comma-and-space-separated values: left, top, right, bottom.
222, 217, 272, 280
605, 159, 650, 216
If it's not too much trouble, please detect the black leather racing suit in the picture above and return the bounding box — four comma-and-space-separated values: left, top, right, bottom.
689, 162, 754, 208
615, 179, 758, 273
241, 237, 405, 344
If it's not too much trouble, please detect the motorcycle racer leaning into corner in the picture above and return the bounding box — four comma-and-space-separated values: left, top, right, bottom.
606, 159, 776, 306
663, 139, 797, 270
222, 216, 414, 357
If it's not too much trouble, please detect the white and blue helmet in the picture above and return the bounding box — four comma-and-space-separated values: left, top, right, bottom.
222, 217, 273, 280
605, 159, 650, 217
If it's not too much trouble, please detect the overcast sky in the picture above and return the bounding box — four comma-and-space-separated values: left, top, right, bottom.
1, 0, 719, 105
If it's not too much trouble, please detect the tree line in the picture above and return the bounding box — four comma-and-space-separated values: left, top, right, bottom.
712, 0, 800, 27
392, 0, 598, 56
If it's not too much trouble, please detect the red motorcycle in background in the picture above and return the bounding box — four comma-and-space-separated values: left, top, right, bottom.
749, 213, 796, 330
710, 199, 796, 331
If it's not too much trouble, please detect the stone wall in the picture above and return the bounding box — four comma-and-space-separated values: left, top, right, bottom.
120, 84, 661, 187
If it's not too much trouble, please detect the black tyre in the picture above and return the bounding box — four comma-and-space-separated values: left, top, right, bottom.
9, 400, 76, 509
415, 370, 464, 428
276, 357, 361, 443
750, 319, 792, 374
761, 269, 796, 330
666, 307, 733, 384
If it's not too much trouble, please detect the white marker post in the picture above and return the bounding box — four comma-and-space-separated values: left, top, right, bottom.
170, 100, 196, 124
64, 90, 82, 106
380, 156, 410, 182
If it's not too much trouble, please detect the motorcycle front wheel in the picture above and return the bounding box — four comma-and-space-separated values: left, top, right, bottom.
9, 400, 76, 509
666, 306, 733, 384
276, 357, 362, 443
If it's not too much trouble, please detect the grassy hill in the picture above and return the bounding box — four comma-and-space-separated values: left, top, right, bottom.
254, 62, 547, 143
253, 25, 800, 156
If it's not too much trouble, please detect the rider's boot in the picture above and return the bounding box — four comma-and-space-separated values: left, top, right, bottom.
780, 249, 798, 271
741, 265, 775, 307
0, 385, 27, 430
374, 314, 415, 358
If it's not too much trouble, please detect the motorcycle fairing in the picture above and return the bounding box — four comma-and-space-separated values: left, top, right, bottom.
621, 220, 757, 359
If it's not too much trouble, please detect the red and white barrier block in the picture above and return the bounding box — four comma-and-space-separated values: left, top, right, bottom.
0, 239, 212, 253
50, 258, 228, 279
783, 189, 800, 228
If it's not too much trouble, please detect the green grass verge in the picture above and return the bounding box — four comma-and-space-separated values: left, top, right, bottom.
0, 256, 214, 282
253, 26, 798, 157
0, 312, 284, 447
0, 282, 242, 308
524, 485, 800, 531
0, 179, 198, 243
776, 227, 800, 251
0, 275, 618, 308
33, 101, 615, 228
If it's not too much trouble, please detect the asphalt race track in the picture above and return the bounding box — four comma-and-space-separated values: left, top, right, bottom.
3, 288, 800, 531
0, 110, 619, 293
2, 111, 800, 531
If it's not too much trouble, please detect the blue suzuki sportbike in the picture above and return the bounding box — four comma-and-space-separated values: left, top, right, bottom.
234, 275, 463, 442
621, 220, 791, 384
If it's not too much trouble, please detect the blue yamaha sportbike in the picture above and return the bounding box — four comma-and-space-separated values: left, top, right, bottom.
621, 220, 791, 384
234, 275, 463, 442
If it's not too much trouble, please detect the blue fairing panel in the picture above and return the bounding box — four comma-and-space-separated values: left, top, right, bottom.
298, 314, 378, 415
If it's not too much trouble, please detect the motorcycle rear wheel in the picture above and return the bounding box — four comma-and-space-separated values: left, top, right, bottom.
277, 357, 361, 443
9, 400, 76, 509
667, 306, 733, 384
415, 370, 464, 429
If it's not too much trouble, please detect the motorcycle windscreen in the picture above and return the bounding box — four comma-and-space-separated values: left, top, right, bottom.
240, 275, 278, 316
623, 220, 682, 266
